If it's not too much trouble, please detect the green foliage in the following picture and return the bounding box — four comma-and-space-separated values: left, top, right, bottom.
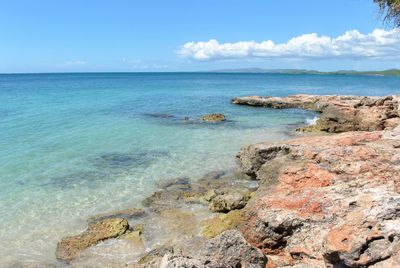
374, 0, 400, 26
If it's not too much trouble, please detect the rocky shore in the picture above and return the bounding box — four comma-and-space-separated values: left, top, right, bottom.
232, 94, 400, 132
15, 94, 400, 268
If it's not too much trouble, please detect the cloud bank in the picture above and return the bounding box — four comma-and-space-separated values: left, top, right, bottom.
178, 29, 400, 61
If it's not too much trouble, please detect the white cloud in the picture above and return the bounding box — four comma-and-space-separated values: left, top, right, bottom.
178, 29, 400, 61
64, 60, 86, 66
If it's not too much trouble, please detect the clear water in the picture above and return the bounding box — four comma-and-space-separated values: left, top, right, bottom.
0, 73, 399, 265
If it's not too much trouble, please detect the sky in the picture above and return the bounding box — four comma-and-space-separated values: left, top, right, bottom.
0, 0, 399, 73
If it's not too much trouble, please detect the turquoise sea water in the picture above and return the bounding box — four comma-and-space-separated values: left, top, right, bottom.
0, 73, 399, 265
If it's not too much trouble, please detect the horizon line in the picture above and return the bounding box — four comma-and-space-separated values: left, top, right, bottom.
1, 68, 400, 75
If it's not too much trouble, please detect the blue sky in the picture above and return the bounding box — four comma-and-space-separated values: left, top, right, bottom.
0, 0, 399, 73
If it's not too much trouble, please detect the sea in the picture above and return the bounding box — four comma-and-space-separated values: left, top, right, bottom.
0, 72, 399, 266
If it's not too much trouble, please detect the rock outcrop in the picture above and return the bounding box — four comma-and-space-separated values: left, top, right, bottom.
237, 127, 400, 267
232, 94, 400, 133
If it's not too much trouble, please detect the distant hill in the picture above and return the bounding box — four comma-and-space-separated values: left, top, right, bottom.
211, 68, 400, 76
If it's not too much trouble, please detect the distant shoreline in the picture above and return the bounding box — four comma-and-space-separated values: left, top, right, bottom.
1, 69, 400, 76
211, 68, 400, 76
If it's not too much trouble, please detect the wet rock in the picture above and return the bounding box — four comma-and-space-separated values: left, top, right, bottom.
138, 245, 181, 264
157, 209, 199, 236
137, 245, 180, 267
157, 177, 191, 190
208, 191, 251, 213
121, 224, 145, 250
197, 230, 268, 268
200, 113, 226, 122
56, 218, 129, 261
87, 208, 145, 224
200, 210, 244, 238
199, 170, 226, 181
232, 94, 400, 133
201, 189, 217, 203
142, 171, 256, 211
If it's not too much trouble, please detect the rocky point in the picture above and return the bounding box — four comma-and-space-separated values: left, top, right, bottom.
51, 94, 400, 268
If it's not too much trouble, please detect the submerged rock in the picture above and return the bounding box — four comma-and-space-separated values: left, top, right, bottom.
121, 230, 145, 250
56, 218, 129, 261
200, 113, 226, 122
199, 170, 226, 181
200, 210, 244, 238
87, 208, 145, 224
156, 177, 191, 190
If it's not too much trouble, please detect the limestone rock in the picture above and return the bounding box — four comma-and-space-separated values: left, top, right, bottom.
208, 191, 250, 212
56, 218, 129, 261
237, 129, 400, 267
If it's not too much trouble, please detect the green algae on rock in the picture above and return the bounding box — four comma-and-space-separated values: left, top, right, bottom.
200, 113, 226, 122
200, 210, 244, 239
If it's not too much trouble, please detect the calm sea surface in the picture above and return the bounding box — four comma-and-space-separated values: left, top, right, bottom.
0, 73, 399, 265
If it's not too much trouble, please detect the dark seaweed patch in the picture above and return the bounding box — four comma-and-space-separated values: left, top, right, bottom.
143, 113, 176, 119
40, 170, 110, 189
92, 150, 169, 170
41, 150, 169, 189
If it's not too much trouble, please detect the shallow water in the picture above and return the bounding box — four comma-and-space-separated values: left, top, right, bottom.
0, 73, 399, 266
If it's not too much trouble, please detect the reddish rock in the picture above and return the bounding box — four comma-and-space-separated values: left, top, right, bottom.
238, 127, 400, 267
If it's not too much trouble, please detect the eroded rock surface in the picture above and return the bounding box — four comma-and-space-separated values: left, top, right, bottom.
232, 94, 400, 133
209, 191, 251, 212
237, 127, 400, 267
